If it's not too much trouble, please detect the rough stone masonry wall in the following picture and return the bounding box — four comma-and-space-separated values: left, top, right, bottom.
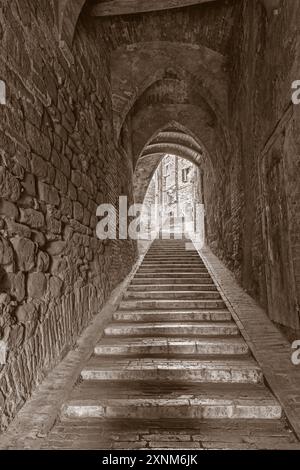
0, 0, 136, 431
227, 0, 300, 339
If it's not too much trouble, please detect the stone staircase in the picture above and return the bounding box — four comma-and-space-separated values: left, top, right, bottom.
60, 239, 284, 432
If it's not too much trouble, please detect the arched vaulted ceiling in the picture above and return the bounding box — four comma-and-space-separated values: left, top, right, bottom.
110, 42, 228, 140
57, 0, 281, 48
56, 0, 281, 206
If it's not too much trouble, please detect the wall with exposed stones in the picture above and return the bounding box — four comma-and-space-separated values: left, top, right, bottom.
0, 0, 137, 430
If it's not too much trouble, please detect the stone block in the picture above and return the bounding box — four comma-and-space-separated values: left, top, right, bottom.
11, 237, 36, 272
49, 276, 63, 297
73, 201, 83, 222
25, 121, 51, 159
38, 181, 60, 207
0, 166, 21, 202
0, 201, 19, 220
60, 197, 73, 217
32, 230, 46, 247
20, 208, 45, 229
71, 170, 82, 188
46, 241, 66, 256
6, 220, 31, 238
68, 181, 77, 201
55, 169, 68, 194
31, 153, 47, 179
15, 302, 37, 324
28, 272, 47, 299
36, 251, 50, 272
21, 173, 36, 196
5, 272, 26, 302
46, 215, 62, 234
0, 235, 14, 265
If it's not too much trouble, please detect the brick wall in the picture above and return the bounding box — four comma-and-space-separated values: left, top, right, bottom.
214, 0, 300, 338
0, 0, 137, 430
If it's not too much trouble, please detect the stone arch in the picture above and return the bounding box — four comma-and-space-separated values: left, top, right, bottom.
58, 0, 87, 48
111, 41, 228, 138
133, 121, 208, 204
131, 103, 226, 173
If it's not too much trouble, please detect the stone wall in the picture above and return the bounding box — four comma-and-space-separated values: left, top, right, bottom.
0, 0, 137, 430
214, 0, 300, 338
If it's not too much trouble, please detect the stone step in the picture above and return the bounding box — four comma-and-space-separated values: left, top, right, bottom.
124, 291, 221, 300
104, 322, 239, 337
119, 299, 226, 310
131, 277, 214, 285
143, 256, 204, 266
146, 248, 199, 252
62, 391, 282, 420
134, 273, 212, 280
94, 337, 249, 356
142, 263, 206, 268
144, 252, 203, 262
128, 284, 218, 292
80, 358, 263, 384
113, 309, 232, 322
138, 267, 208, 273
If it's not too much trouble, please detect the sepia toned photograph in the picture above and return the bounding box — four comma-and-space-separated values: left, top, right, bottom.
0, 0, 300, 458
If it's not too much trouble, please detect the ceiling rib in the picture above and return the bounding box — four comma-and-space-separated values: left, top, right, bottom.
90, 0, 218, 17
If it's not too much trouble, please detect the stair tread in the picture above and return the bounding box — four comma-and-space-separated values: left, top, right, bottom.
97, 337, 247, 346
84, 357, 261, 370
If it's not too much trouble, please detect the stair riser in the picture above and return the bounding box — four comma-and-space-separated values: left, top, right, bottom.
80, 369, 263, 384
133, 274, 212, 280
131, 278, 214, 285
94, 343, 249, 356
143, 260, 205, 264
119, 301, 226, 310
138, 268, 208, 273
104, 325, 239, 337
62, 404, 282, 421
113, 312, 232, 322
144, 254, 204, 264
124, 292, 221, 300
128, 285, 218, 292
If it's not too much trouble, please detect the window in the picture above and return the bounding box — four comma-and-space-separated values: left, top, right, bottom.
182, 167, 191, 183
165, 164, 170, 175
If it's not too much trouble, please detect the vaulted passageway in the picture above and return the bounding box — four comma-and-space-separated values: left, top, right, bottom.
0, 0, 300, 450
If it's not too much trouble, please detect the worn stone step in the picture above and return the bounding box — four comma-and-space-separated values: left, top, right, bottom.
80, 358, 263, 384
138, 266, 208, 273
135, 270, 209, 275
119, 299, 226, 310
113, 309, 232, 322
62, 392, 282, 420
124, 291, 221, 300
134, 274, 211, 280
104, 322, 239, 337
143, 259, 205, 264
131, 277, 214, 285
128, 284, 218, 292
94, 338, 249, 356
144, 252, 203, 262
